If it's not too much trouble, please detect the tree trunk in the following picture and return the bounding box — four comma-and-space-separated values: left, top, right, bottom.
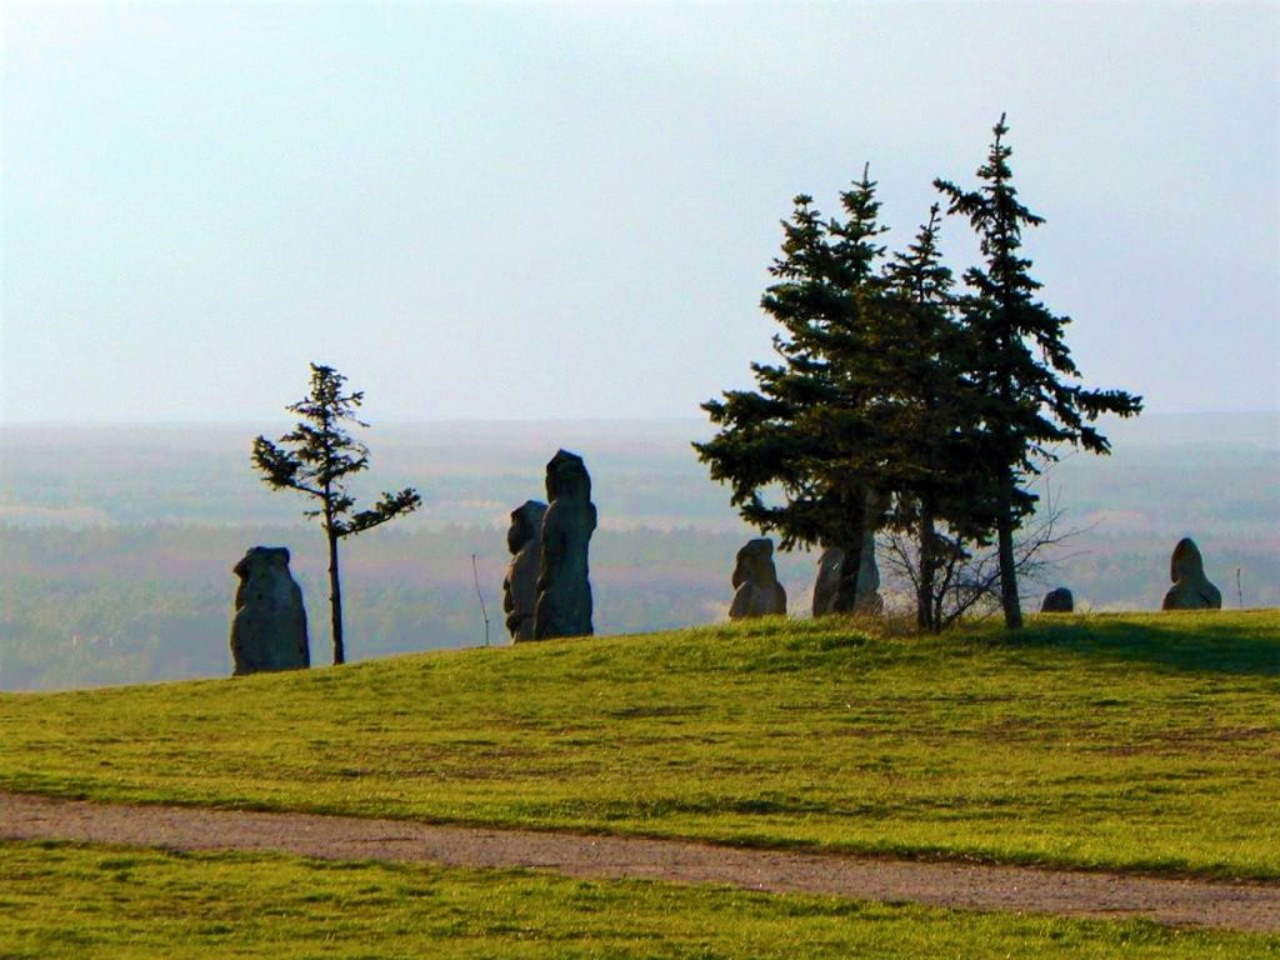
993, 332, 1022, 631
328, 528, 345, 665
832, 536, 864, 614
996, 475, 1022, 630
917, 506, 938, 632
830, 485, 868, 614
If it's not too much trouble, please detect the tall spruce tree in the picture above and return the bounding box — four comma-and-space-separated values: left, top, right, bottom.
935, 116, 1143, 629
252, 363, 421, 665
695, 169, 892, 611
877, 205, 993, 631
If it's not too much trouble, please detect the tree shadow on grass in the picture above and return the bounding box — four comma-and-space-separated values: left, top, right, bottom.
1011, 611, 1280, 677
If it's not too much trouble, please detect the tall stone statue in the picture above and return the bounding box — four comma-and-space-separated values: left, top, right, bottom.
1162, 538, 1222, 610
812, 539, 882, 616
503, 500, 547, 642
534, 450, 598, 640
729, 538, 787, 619
230, 546, 309, 675
811, 489, 883, 616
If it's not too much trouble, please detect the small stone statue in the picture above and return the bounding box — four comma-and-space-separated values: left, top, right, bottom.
1041, 587, 1074, 613
812, 540, 882, 616
1162, 538, 1223, 610
729, 538, 787, 619
534, 450, 598, 640
503, 500, 547, 642
811, 490, 883, 616
230, 546, 309, 675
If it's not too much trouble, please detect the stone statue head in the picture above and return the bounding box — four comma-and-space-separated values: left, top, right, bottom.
1170, 538, 1204, 583
545, 449, 591, 502
234, 546, 291, 581
507, 500, 548, 553
732, 538, 777, 589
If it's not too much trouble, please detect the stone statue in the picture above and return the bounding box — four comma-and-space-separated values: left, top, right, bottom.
808, 547, 880, 616
811, 489, 883, 616
812, 540, 882, 616
503, 500, 547, 642
1041, 587, 1074, 613
230, 546, 309, 675
1162, 538, 1222, 610
729, 538, 787, 619
534, 450, 598, 640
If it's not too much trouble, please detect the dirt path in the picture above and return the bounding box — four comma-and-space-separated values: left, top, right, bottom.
2, 792, 1277, 934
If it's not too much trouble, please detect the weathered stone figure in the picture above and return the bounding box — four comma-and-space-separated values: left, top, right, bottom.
534, 450, 597, 640
503, 500, 547, 642
230, 546, 309, 675
1041, 587, 1074, 613
811, 489, 883, 616
729, 538, 787, 619
1162, 537, 1222, 610
812, 538, 882, 617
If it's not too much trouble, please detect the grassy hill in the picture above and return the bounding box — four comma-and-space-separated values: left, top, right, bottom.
3, 611, 1277, 880
4, 611, 1279, 958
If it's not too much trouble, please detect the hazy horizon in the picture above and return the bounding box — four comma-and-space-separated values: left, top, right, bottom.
4, 407, 1277, 691
3, 411, 1277, 531
3, 409, 1278, 428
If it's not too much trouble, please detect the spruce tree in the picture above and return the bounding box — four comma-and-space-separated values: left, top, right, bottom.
252, 363, 421, 665
695, 169, 892, 611
935, 116, 1143, 629
877, 205, 992, 631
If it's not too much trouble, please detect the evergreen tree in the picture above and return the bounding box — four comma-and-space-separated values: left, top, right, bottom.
695, 169, 892, 611
252, 363, 421, 664
935, 115, 1143, 629
877, 204, 993, 631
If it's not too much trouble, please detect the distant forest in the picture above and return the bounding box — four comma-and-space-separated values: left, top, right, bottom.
2, 415, 1277, 691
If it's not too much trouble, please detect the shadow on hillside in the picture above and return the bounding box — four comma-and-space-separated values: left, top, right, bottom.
1015, 613, 1280, 677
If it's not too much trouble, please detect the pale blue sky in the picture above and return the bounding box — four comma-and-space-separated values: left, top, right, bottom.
2, 0, 1277, 424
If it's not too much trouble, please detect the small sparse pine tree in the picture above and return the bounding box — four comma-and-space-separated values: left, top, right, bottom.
252, 363, 421, 665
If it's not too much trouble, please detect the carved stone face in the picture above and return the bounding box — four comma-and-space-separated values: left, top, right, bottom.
545, 449, 591, 501
1170, 537, 1204, 582
234, 546, 291, 580
732, 538, 776, 588
507, 501, 547, 553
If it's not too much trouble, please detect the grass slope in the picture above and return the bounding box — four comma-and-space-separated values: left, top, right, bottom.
5, 840, 1276, 960
1, 611, 1277, 880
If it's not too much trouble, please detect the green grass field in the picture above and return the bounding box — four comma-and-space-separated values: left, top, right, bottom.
2, 610, 1277, 880
3, 840, 1276, 959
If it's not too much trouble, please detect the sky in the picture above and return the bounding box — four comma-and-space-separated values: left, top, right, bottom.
2, 0, 1277, 425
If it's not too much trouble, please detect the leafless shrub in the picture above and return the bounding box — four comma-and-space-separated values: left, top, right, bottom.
881, 483, 1088, 632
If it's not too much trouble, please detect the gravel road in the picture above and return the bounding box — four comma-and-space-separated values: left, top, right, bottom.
2, 792, 1276, 933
